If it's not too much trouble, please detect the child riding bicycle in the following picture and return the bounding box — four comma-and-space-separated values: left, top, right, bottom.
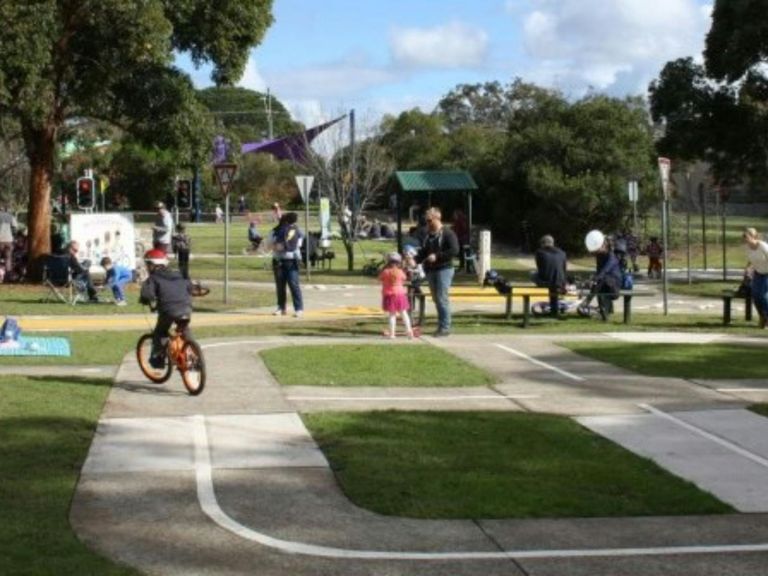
139, 249, 194, 369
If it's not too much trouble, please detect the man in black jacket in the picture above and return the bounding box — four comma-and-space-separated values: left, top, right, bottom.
533, 235, 567, 291
417, 207, 459, 337
140, 249, 193, 368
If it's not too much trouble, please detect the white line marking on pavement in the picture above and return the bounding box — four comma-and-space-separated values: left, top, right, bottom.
201, 340, 274, 350
716, 388, 768, 393
494, 344, 584, 382
192, 414, 768, 560
639, 404, 768, 470
285, 395, 539, 402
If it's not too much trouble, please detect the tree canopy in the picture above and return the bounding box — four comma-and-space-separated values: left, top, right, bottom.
197, 86, 301, 143
0, 0, 274, 260
650, 0, 768, 187
704, 0, 768, 82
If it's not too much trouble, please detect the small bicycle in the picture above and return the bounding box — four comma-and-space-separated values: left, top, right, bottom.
136, 316, 206, 396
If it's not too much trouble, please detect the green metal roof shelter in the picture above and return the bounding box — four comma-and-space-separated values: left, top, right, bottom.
392, 170, 479, 252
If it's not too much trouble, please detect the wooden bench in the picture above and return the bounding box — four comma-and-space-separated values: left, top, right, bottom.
504, 286, 556, 327
721, 290, 753, 326
617, 289, 654, 324
505, 286, 653, 327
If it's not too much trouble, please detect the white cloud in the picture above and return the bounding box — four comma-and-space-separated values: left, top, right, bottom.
390, 22, 488, 68
283, 99, 329, 129
237, 54, 267, 92
520, 0, 712, 94
266, 59, 397, 99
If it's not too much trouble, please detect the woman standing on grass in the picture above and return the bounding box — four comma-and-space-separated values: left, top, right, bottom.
379, 252, 414, 339
743, 227, 768, 329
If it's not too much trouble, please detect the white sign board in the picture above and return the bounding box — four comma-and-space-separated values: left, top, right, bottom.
69, 212, 137, 270
320, 197, 331, 238
295, 175, 314, 203
627, 180, 639, 203
478, 229, 492, 284
658, 157, 671, 200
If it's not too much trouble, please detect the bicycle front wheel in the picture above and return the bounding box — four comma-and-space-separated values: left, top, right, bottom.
136, 334, 173, 383
179, 339, 206, 396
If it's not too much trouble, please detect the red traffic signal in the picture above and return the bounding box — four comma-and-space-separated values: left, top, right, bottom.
76, 177, 95, 209
176, 179, 192, 209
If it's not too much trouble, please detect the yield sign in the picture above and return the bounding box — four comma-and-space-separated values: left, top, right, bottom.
214, 163, 238, 197
295, 175, 314, 203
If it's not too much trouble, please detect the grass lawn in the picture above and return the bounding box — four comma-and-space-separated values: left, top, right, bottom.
4, 311, 767, 369
752, 405, 768, 418
1, 283, 273, 315
562, 342, 768, 379
261, 344, 495, 387
303, 411, 732, 518
0, 375, 140, 575
667, 279, 742, 298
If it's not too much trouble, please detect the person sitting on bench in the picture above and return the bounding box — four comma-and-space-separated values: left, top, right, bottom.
532, 234, 567, 292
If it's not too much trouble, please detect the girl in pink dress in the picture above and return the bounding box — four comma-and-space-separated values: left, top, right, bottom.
378, 252, 414, 339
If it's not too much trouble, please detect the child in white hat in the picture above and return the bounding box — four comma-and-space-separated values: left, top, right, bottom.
378, 252, 414, 339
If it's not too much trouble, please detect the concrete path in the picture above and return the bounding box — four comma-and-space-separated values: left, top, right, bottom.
70, 333, 768, 575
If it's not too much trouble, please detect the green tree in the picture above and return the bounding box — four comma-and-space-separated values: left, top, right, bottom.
437, 81, 510, 131
197, 86, 301, 143
501, 90, 656, 251
650, 1, 768, 187
379, 109, 450, 170
704, 0, 768, 82
0, 0, 273, 262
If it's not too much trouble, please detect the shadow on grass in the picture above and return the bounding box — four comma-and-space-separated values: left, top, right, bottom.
0, 416, 140, 574
25, 375, 113, 388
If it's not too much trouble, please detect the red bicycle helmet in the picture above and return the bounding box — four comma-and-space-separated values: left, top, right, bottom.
144, 249, 168, 266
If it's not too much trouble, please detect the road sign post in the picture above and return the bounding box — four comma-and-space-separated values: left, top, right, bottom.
295, 175, 315, 282
658, 157, 671, 316
627, 179, 639, 231
214, 163, 238, 303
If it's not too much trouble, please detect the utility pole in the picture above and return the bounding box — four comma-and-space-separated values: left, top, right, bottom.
700, 183, 707, 270
349, 108, 357, 236
685, 170, 691, 285
264, 88, 274, 139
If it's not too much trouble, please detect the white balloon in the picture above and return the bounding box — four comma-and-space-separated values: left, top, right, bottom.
585, 229, 605, 252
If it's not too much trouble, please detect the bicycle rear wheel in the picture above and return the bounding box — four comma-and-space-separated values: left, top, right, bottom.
136, 333, 173, 383
179, 339, 206, 395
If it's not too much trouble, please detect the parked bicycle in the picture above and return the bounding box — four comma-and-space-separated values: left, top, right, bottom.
136, 313, 206, 396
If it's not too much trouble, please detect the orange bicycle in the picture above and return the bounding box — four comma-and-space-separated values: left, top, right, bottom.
136, 317, 206, 395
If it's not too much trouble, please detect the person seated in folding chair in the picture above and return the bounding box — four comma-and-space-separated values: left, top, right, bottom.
65, 241, 99, 302
139, 249, 194, 369
43, 250, 74, 303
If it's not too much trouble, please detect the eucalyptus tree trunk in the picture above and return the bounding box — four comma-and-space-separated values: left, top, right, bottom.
23, 123, 57, 273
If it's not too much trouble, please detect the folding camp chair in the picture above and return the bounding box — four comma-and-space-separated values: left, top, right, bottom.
42, 254, 89, 305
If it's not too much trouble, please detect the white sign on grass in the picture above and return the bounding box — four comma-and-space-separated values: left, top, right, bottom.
69, 213, 137, 270
658, 157, 671, 200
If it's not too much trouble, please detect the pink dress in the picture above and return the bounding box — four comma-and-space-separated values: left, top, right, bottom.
379, 267, 410, 313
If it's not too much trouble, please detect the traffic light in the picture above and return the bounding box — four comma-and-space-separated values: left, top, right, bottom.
76, 177, 95, 209
176, 179, 192, 209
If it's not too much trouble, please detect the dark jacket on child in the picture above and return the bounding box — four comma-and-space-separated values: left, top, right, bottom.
140, 267, 193, 318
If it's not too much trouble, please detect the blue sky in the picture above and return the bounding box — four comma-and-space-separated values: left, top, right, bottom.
178, 0, 713, 128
